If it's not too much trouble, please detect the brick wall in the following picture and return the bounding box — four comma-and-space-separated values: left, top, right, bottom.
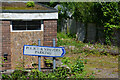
0, 19, 57, 70
1, 21, 11, 70
0, 21, 2, 71
43, 20, 57, 47
11, 31, 44, 69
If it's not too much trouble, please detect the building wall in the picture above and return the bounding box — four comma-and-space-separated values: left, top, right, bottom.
11, 31, 44, 69
1, 19, 58, 70
1, 21, 11, 70
0, 21, 2, 71
44, 20, 57, 47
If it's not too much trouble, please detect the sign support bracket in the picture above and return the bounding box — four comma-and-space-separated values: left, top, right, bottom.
53, 38, 56, 72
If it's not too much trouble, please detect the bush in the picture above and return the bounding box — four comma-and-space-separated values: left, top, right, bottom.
54, 67, 70, 79
61, 57, 70, 65
26, 2, 35, 7
11, 70, 28, 79
2, 68, 71, 79
28, 69, 47, 79
71, 59, 84, 74
2, 74, 10, 79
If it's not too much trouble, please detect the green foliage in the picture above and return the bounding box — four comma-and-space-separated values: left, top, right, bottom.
29, 69, 47, 79
60, 2, 119, 26
57, 32, 69, 39
67, 33, 76, 38
57, 32, 72, 46
84, 59, 87, 64
10, 70, 28, 79
2, 68, 70, 79
2, 74, 11, 79
57, 32, 117, 56
58, 2, 119, 45
71, 58, 84, 74
44, 59, 52, 67
94, 2, 120, 45
54, 67, 70, 79
60, 2, 96, 22
61, 57, 70, 65
0, 57, 6, 67
26, 1, 35, 7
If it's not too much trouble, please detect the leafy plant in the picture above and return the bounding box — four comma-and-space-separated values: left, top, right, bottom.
10, 70, 28, 79
54, 67, 70, 79
44, 59, 52, 67
84, 59, 87, 64
0, 57, 6, 67
61, 57, 70, 65
2, 74, 10, 79
26, 1, 35, 7
71, 59, 84, 74
94, 2, 120, 45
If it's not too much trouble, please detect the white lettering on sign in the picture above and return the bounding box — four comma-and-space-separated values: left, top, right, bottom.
23, 45, 65, 57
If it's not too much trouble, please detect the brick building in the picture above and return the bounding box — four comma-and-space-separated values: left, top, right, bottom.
0, 2, 58, 70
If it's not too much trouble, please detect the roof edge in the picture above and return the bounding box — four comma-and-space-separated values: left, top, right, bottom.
0, 10, 58, 13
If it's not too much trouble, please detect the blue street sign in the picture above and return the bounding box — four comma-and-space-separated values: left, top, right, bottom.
23, 45, 66, 57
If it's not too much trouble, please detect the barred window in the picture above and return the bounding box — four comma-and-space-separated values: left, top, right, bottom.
12, 21, 41, 31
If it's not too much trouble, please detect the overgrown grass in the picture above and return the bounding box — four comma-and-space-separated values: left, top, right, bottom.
57, 32, 118, 56
57, 32, 118, 78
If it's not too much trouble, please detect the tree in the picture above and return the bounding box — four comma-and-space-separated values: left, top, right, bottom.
94, 2, 120, 44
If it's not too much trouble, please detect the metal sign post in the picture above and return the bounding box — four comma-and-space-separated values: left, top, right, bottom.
38, 39, 41, 71
53, 38, 56, 71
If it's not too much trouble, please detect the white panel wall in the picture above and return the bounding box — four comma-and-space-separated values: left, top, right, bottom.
0, 12, 58, 20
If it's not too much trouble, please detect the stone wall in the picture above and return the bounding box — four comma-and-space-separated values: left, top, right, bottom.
11, 31, 44, 69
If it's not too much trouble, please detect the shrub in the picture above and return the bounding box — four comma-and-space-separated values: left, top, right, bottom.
29, 69, 47, 79
2, 74, 10, 79
2, 68, 71, 79
44, 59, 53, 67
11, 70, 28, 79
71, 59, 84, 74
26, 2, 35, 7
61, 57, 70, 65
54, 67, 70, 79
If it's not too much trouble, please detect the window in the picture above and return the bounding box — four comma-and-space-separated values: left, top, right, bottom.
11, 20, 43, 32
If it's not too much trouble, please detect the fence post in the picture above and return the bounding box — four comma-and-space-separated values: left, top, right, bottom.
38, 39, 41, 71
53, 38, 56, 71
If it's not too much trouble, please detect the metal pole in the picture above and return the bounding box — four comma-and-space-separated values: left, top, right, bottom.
53, 38, 56, 71
38, 39, 41, 71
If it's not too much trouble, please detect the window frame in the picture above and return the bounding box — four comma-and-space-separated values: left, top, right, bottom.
10, 20, 44, 32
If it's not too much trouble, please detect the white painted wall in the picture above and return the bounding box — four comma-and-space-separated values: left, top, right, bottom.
0, 12, 58, 20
